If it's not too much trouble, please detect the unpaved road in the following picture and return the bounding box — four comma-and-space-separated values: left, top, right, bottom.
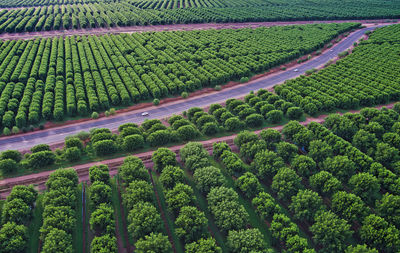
0, 24, 386, 152
0, 19, 395, 40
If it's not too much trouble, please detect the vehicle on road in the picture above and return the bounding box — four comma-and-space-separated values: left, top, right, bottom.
294, 69, 299, 72
141, 112, 149, 116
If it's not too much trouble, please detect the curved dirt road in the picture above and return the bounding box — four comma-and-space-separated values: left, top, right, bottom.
0, 25, 384, 151
0, 19, 393, 40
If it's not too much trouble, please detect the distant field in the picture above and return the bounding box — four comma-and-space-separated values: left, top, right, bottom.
0, 22, 357, 132
0, 0, 397, 32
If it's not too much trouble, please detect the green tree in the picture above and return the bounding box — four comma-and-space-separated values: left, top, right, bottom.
64, 147, 81, 162
352, 129, 378, 156
0, 222, 28, 253
90, 234, 117, 253
159, 165, 184, 189
272, 167, 303, 201
152, 148, 177, 172
236, 172, 262, 199
308, 140, 333, 164
360, 214, 400, 252
127, 202, 162, 239
234, 131, 258, 149
376, 193, 400, 228
27, 151, 56, 169
0, 150, 22, 162
89, 165, 110, 184
1, 198, 31, 224
375, 142, 400, 167
227, 229, 266, 253
251, 150, 286, 179
0, 159, 18, 174
270, 213, 298, 242
260, 128, 281, 149
6, 185, 37, 208
252, 192, 280, 220
345, 244, 378, 253
193, 166, 225, 193
291, 155, 316, 177
65, 137, 84, 150
89, 203, 115, 234
331, 191, 368, 223
276, 141, 298, 162
322, 155, 356, 181
165, 183, 195, 214
123, 134, 144, 151
40, 205, 76, 239
266, 110, 283, 123
309, 171, 342, 197
135, 233, 172, 253
348, 172, 380, 203
118, 156, 148, 185
185, 237, 222, 253
175, 206, 208, 243
42, 228, 73, 253
89, 181, 112, 208
310, 211, 353, 253
177, 125, 200, 141
123, 180, 153, 210
289, 189, 324, 223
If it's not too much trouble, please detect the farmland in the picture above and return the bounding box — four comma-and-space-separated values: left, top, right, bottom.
0, 0, 397, 33
1, 0, 400, 252
3, 105, 400, 251
0, 22, 358, 132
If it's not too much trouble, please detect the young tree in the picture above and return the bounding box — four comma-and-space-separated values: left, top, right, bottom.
360, 214, 400, 252
0, 158, 18, 174
227, 229, 266, 253
309, 171, 342, 197
193, 166, 225, 193
89, 181, 112, 208
291, 155, 316, 177
89, 203, 115, 234
322, 155, 356, 182
252, 192, 280, 221
151, 148, 177, 172
376, 193, 400, 228
331, 191, 368, 223
0, 222, 28, 253
123, 180, 153, 210
90, 234, 117, 253
0, 150, 22, 162
165, 183, 195, 214
236, 172, 262, 199
175, 206, 208, 243
127, 202, 162, 239
348, 172, 380, 203
159, 165, 184, 189
272, 167, 303, 201
308, 140, 333, 164
135, 232, 172, 253
289, 189, 324, 223
185, 237, 222, 253
310, 211, 353, 253
42, 228, 73, 253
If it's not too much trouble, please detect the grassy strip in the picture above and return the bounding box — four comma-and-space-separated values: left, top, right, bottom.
73, 183, 84, 253
111, 176, 128, 249
151, 171, 185, 253
210, 159, 276, 252
27, 194, 44, 253
182, 167, 229, 252
84, 183, 92, 253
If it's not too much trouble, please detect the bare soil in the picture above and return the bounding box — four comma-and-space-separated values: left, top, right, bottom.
0, 19, 396, 41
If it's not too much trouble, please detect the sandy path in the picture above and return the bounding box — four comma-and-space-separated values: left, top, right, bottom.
0, 19, 396, 40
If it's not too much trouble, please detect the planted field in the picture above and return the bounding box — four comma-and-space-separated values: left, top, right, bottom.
276, 24, 400, 116
0, 23, 357, 132
0, 0, 398, 33
5, 104, 400, 252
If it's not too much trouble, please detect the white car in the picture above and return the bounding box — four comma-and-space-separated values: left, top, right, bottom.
294, 69, 299, 72
330, 49, 333, 52
141, 112, 149, 116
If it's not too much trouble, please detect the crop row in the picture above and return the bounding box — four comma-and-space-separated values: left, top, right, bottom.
276, 24, 400, 116
0, 23, 356, 130
0, 1, 398, 32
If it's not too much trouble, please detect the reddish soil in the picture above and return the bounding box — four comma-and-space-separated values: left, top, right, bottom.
116, 178, 132, 253
0, 19, 396, 40
148, 171, 177, 252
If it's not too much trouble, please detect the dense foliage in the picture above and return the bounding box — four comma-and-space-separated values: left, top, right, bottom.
0, 23, 356, 131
